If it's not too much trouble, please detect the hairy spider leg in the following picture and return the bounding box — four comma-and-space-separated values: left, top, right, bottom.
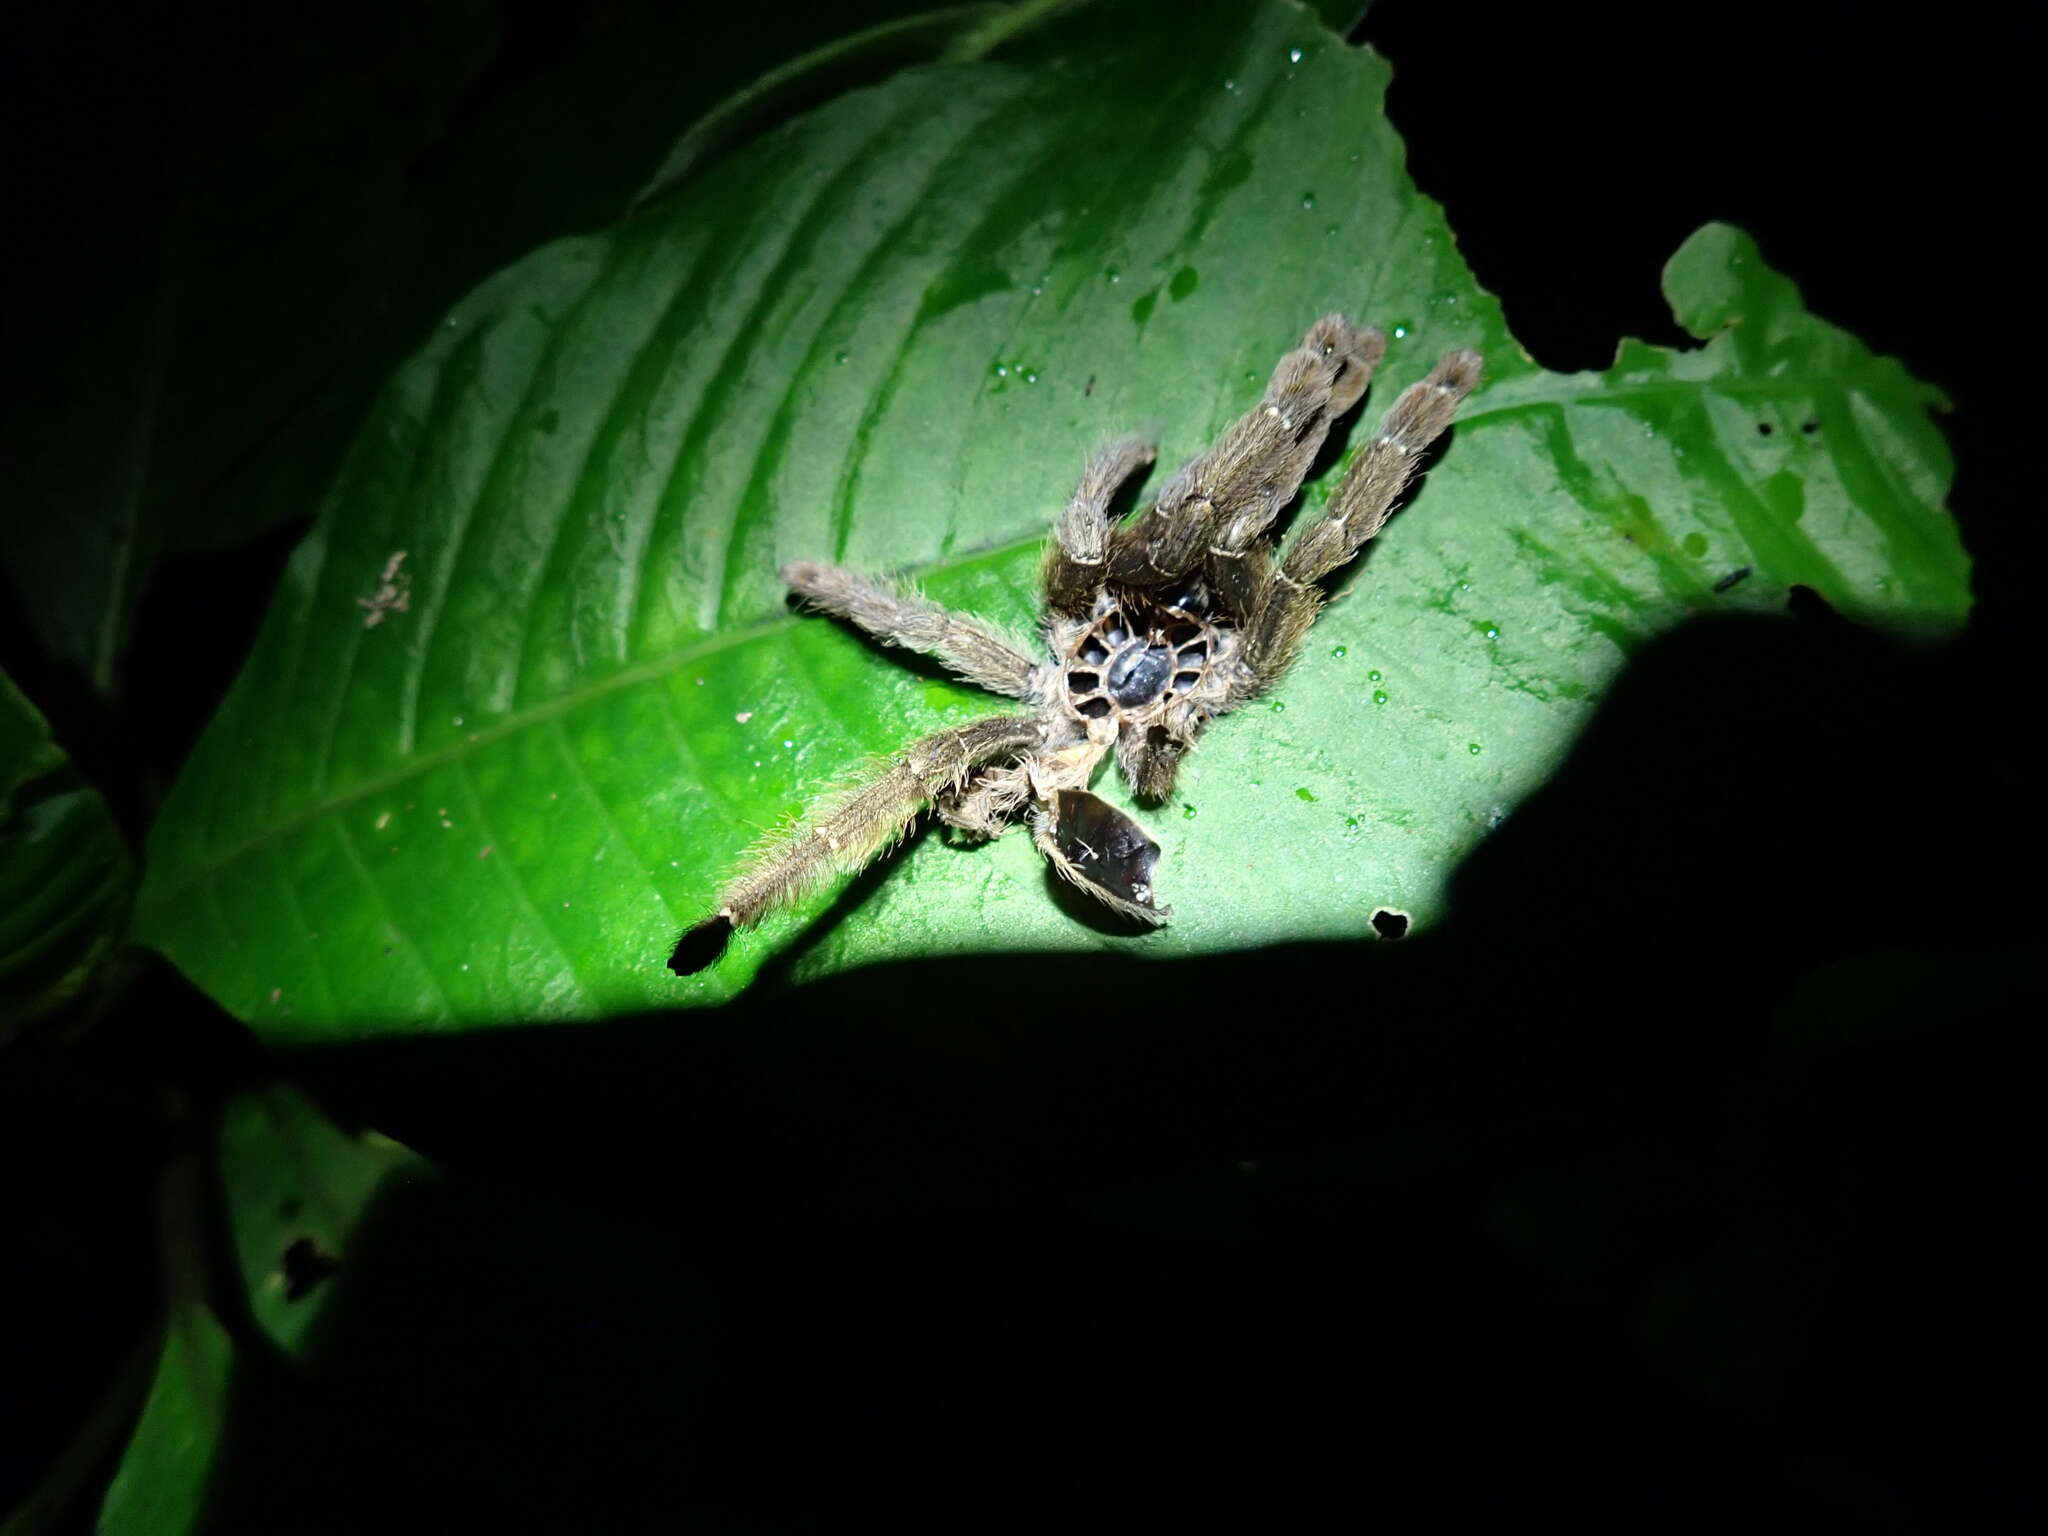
1042, 435, 1156, 618
781, 561, 1038, 699
694, 324, 1482, 943
1108, 314, 1386, 591
711, 715, 1044, 927
1075, 315, 1385, 803
1238, 347, 1484, 691
1114, 721, 1190, 803
935, 760, 1033, 838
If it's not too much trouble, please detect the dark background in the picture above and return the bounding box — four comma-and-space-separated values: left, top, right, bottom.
2, 1, 2036, 1529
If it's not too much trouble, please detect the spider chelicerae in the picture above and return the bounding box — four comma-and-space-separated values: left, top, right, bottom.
696, 316, 1481, 939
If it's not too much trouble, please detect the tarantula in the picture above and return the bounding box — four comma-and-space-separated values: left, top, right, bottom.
697, 316, 1481, 937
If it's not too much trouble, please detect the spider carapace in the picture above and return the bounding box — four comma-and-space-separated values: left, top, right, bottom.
692, 316, 1481, 940
1062, 588, 1218, 721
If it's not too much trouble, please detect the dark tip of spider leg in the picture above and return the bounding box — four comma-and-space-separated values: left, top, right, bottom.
669, 914, 733, 976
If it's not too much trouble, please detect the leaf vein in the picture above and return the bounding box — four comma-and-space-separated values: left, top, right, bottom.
451, 754, 598, 1013
328, 812, 451, 1019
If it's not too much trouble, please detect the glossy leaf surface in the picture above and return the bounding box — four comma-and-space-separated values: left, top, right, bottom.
137, 0, 1968, 1037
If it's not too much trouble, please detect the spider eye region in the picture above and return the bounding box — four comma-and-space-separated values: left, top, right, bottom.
1106, 644, 1174, 707
1064, 594, 1225, 721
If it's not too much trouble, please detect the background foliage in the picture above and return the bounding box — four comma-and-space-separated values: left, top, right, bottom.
131, 2, 1964, 1035
0, 0, 2033, 1530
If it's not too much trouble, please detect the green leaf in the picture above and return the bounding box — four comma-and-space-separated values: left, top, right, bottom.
184, 0, 1000, 561
93, 1301, 234, 1536
1, 0, 976, 690
629, 4, 1012, 211
0, 0, 497, 691
91, 1089, 424, 1534
90, 1087, 714, 1529
136, 0, 1969, 1038
0, 671, 131, 1030
214, 1088, 431, 1360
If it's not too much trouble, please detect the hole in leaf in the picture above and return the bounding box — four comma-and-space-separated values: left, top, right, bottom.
1370, 908, 1410, 940
1756, 421, 1774, 435
280, 1236, 341, 1302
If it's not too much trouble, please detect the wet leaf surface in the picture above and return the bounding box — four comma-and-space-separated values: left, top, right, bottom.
136, 0, 1967, 1037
